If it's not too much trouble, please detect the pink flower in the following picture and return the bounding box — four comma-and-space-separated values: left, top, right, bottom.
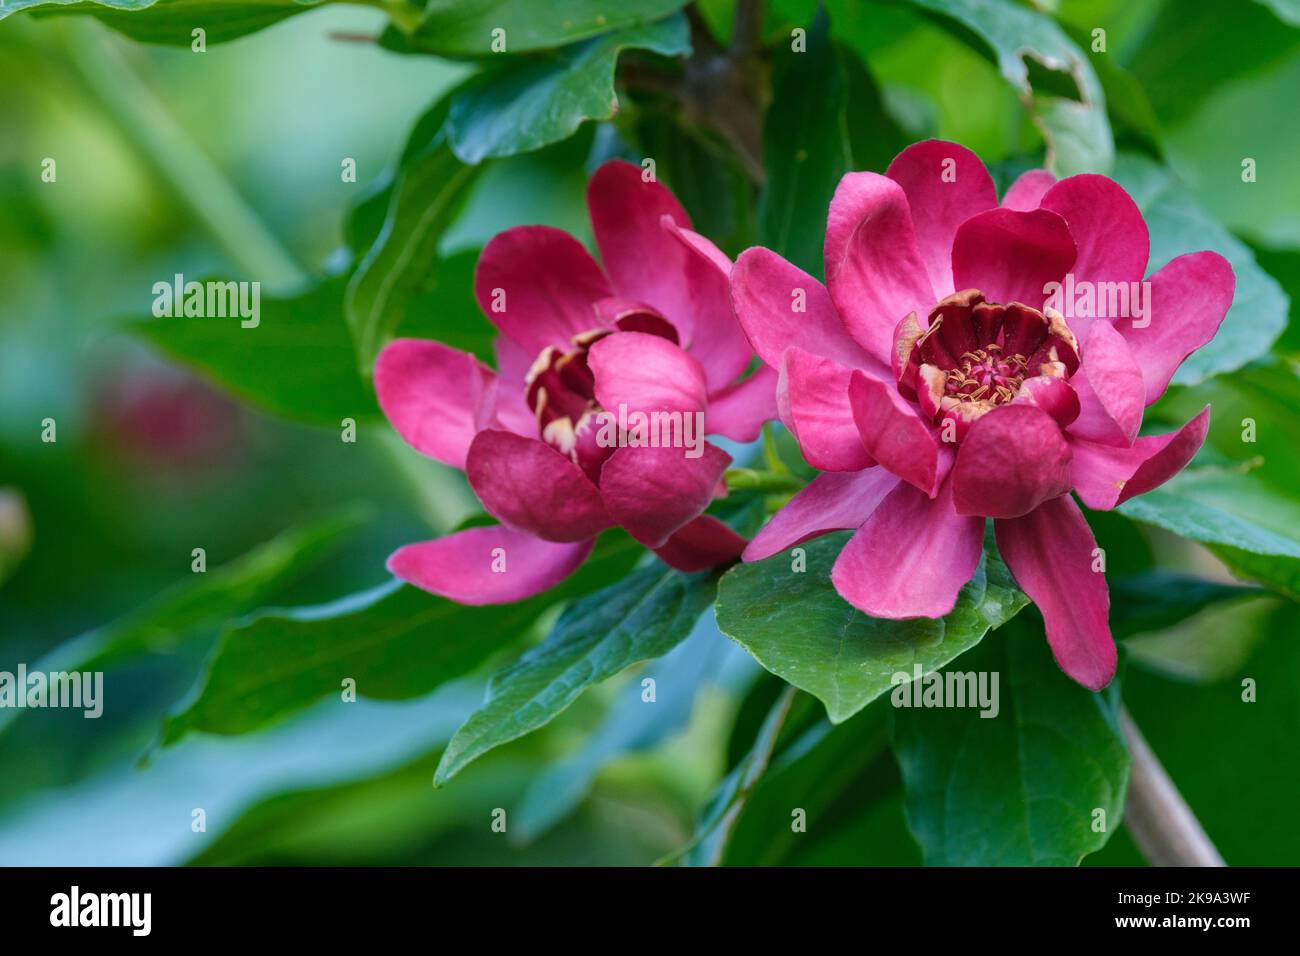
730, 141, 1235, 690
375, 160, 776, 605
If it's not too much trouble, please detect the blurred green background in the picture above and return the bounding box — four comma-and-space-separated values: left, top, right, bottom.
1, 0, 1297, 865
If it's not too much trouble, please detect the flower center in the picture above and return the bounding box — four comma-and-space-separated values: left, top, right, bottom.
943, 345, 1029, 407
896, 289, 1080, 442
523, 301, 679, 479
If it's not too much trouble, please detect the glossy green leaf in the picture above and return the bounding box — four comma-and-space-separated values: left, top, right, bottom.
390, 0, 688, 58
162, 531, 642, 744
715, 533, 1029, 724
513, 617, 730, 843
1156, 357, 1300, 494
132, 275, 379, 425
1113, 154, 1288, 385
6, 0, 328, 45
892, 621, 1130, 865
671, 684, 798, 866
1109, 571, 1261, 640
445, 14, 691, 164
1117, 468, 1300, 600
896, 0, 1113, 176
345, 98, 482, 374
0, 508, 367, 737
758, 7, 851, 278
434, 558, 717, 785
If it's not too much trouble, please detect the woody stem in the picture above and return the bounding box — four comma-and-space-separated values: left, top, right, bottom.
1120, 708, 1225, 867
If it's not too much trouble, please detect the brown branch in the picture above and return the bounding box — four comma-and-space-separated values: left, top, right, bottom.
620, 1, 768, 183
1120, 708, 1226, 867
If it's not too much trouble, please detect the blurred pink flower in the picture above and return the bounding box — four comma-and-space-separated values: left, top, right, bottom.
731, 140, 1235, 690
376, 160, 775, 604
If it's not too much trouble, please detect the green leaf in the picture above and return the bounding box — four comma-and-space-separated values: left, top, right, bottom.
839, 40, 909, 174
758, 7, 851, 278
1117, 468, 1300, 601
1109, 571, 1261, 641
393, 249, 498, 364
1092, 621, 1300, 866
715, 533, 1029, 724
711, 694, 913, 866
161, 530, 642, 744
434, 558, 717, 785
1156, 357, 1300, 493
345, 98, 482, 374
0, 508, 366, 737
670, 684, 798, 866
132, 275, 378, 426
631, 113, 756, 257
895, 0, 1113, 176
1121, 0, 1300, 129
1124, 594, 1277, 685
1112, 154, 1288, 384
892, 621, 1130, 865
513, 618, 730, 843
445, 14, 691, 164
389, 0, 688, 58
8, 0, 328, 45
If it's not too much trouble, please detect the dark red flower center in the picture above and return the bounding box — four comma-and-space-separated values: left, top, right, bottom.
523, 301, 678, 479
895, 289, 1080, 442
943, 346, 1029, 406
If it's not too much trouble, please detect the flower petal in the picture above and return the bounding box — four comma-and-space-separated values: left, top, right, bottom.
830, 478, 984, 618
1001, 169, 1056, 211
730, 246, 874, 370
886, 140, 998, 297
848, 368, 949, 496
780, 348, 876, 472
1067, 320, 1145, 447
1040, 174, 1149, 331
388, 526, 594, 605
660, 217, 753, 389
951, 207, 1076, 311
1115, 251, 1235, 405
474, 225, 612, 354
654, 515, 747, 571
743, 467, 900, 562
587, 159, 697, 331
951, 404, 1072, 518
598, 442, 731, 548
494, 334, 533, 387
1070, 407, 1210, 510
824, 172, 936, 364
466, 430, 611, 542
588, 331, 708, 415
1012, 373, 1080, 428
706, 365, 778, 442
995, 496, 1116, 690
375, 338, 500, 469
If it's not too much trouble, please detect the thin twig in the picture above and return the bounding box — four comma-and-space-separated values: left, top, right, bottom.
1120, 708, 1226, 867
